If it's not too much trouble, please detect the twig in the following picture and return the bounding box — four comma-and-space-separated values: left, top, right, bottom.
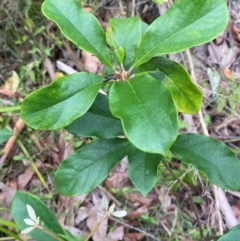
0, 118, 25, 169
131, 0, 135, 17
162, 160, 204, 238
109, 216, 161, 240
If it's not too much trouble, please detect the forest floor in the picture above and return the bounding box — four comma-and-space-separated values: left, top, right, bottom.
0, 0, 240, 241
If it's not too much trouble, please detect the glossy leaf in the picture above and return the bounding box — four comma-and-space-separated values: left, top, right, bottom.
55, 139, 130, 196
12, 191, 65, 241
171, 133, 240, 190
66, 93, 123, 139
128, 146, 163, 197
0, 129, 12, 144
21, 72, 103, 130
109, 74, 178, 155
218, 225, 240, 241
109, 17, 142, 69
134, 0, 228, 66
137, 57, 202, 113
42, 0, 112, 67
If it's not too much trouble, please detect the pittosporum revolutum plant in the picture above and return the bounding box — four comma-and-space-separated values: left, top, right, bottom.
11, 0, 240, 240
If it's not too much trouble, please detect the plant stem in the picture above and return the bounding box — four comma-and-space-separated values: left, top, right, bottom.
84, 214, 108, 241
38, 226, 65, 241
0, 106, 21, 113
162, 160, 204, 239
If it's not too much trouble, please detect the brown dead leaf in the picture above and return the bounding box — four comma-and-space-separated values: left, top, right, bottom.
208, 41, 238, 68
82, 51, 100, 73
126, 192, 157, 207
105, 226, 124, 241
44, 57, 55, 81
223, 68, 240, 79
75, 206, 89, 225
126, 205, 148, 219
86, 190, 108, 241
125, 232, 145, 241
232, 24, 240, 42
64, 225, 88, 238
0, 182, 16, 220
0, 88, 15, 97
58, 195, 75, 226
105, 172, 129, 189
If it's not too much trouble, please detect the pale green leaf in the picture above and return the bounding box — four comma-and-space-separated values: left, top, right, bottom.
137, 57, 202, 113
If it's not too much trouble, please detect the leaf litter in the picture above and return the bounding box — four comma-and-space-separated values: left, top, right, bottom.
0, 0, 240, 240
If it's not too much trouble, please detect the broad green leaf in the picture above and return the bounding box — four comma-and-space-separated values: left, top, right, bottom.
134, 0, 228, 66
0, 129, 12, 144
109, 74, 178, 155
42, 0, 112, 67
218, 224, 240, 241
171, 133, 240, 191
137, 57, 202, 113
66, 93, 123, 139
109, 17, 142, 69
21, 72, 103, 130
12, 191, 65, 241
128, 146, 163, 197
55, 139, 130, 196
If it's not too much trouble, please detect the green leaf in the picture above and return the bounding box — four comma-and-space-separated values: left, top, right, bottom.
134, 0, 228, 66
55, 139, 130, 196
109, 74, 178, 155
137, 57, 202, 113
109, 17, 142, 69
0, 129, 12, 144
66, 93, 123, 139
42, 0, 112, 67
128, 146, 163, 197
12, 191, 65, 241
21, 72, 103, 130
171, 133, 240, 191
217, 224, 240, 241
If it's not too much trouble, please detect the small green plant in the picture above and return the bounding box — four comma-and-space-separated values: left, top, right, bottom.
11, 0, 240, 240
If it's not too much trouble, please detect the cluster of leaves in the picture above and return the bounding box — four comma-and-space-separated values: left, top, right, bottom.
11, 0, 240, 240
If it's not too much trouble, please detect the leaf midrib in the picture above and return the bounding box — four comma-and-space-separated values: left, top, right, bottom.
134, 3, 223, 66
25, 81, 102, 117
43, 3, 111, 66
60, 141, 130, 186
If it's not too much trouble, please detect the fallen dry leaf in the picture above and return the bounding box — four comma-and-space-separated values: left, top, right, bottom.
105, 172, 129, 189
82, 51, 100, 73
125, 232, 145, 241
86, 190, 108, 241
0, 182, 16, 220
58, 195, 75, 226
105, 226, 124, 241
126, 192, 157, 207
64, 225, 88, 238
75, 206, 89, 225
126, 205, 148, 219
